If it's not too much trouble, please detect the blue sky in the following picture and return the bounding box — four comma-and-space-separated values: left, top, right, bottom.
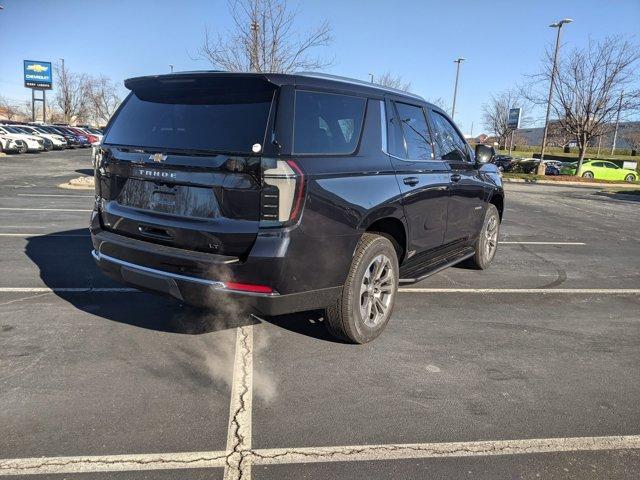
1, 0, 638, 134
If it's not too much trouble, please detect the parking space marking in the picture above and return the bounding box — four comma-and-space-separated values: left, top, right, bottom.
17, 193, 94, 198
399, 288, 640, 294
0, 451, 228, 476
250, 435, 640, 466
0, 287, 139, 293
501, 241, 586, 245
2, 435, 638, 476
0, 233, 88, 237
224, 325, 254, 480
0, 207, 91, 212
1, 287, 639, 295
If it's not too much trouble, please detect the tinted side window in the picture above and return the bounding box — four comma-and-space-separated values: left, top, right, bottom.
430, 111, 469, 162
394, 102, 433, 160
293, 91, 365, 154
591, 162, 603, 167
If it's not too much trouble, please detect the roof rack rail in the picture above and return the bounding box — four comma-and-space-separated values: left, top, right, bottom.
297, 72, 425, 101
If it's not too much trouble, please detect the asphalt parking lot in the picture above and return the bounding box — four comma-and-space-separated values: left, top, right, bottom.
1, 149, 639, 479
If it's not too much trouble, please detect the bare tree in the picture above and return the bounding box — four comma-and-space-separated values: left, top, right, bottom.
376, 72, 411, 92
54, 61, 90, 123
85, 75, 122, 125
427, 97, 450, 112
0, 96, 22, 120
481, 89, 527, 150
198, 0, 332, 73
525, 36, 640, 175
546, 120, 575, 147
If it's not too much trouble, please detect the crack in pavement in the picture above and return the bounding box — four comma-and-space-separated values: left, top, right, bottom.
223, 325, 253, 480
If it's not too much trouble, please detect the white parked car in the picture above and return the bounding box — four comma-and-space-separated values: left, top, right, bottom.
0, 134, 27, 154
0, 126, 45, 152
15, 125, 67, 150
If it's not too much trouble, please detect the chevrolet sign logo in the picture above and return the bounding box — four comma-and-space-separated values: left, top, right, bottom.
150, 153, 167, 163
26, 64, 49, 73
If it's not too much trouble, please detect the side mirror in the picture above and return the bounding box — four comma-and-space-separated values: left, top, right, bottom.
475, 144, 495, 165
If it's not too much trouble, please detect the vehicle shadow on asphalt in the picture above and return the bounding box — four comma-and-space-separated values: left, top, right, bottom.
24, 229, 341, 342
75, 168, 94, 176
593, 191, 640, 203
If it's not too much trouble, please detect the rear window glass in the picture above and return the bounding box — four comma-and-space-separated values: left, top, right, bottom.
104, 80, 275, 154
293, 91, 365, 154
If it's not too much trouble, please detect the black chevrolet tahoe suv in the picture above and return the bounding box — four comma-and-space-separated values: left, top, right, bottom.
91, 71, 503, 343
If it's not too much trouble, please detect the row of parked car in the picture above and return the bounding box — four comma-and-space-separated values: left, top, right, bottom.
491, 155, 638, 182
0, 122, 104, 154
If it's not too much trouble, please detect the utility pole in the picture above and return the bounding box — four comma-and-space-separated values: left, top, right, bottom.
610, 90, 623, 156
451, 58, 465, 119
537, 18, 573, 175
250, 21, 259, 72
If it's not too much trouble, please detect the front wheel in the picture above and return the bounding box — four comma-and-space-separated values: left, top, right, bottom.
624, 174, 636, 183
325, 233, 399, 344
582, 171, 594, 179
469, 204, 500, 270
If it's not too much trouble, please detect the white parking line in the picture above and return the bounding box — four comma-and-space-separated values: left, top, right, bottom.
0, 233, 88, 237
1, 435, 637, 476
1, 287, 638, 295
398, 288, 640, 294
501, 241, 586, 245
252, 435, 640, 465
17, 193, 94, 198
0, 451, 228, 476
0, 287, 138, 293
0, 207, 91, 212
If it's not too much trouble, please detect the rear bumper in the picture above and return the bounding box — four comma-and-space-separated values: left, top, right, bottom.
90, 229, 342, 316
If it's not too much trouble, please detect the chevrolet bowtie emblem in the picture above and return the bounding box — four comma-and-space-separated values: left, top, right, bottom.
150, 153, 167, 163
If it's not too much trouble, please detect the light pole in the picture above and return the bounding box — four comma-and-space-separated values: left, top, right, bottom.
368, 73, 374, 84
451, 58, 465, 119
537, 18, 573, 175
169, 64, 174, 73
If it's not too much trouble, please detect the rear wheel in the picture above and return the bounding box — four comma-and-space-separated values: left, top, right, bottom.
325, 233, 399, 344
17, 143, 28, 154
469, 204, 500, 270
624, 173, 636, 183
582, 171, 594, 179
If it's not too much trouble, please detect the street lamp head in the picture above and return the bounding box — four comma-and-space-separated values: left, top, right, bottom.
550, 18, 573, 28
454, 57, 466, 63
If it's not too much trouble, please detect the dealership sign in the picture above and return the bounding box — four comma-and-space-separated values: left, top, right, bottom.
507, 107, 521, 130
24, 60, 52, 89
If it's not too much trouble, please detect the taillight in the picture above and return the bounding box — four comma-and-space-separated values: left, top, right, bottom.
260, 159, 305, 227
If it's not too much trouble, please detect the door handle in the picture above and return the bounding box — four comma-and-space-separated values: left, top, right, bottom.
451, 173, 462, 183
403, 176, 419, 186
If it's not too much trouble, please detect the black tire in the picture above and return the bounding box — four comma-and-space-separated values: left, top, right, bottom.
17, 143, 28, 154
624, 174, 636, 183
582, 171, 594, 179
468, 204, 500, 270
325, 233, 399, 344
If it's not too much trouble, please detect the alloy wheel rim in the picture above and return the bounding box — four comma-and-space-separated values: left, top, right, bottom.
484, 215, 499, 258
360, 254, 394, 327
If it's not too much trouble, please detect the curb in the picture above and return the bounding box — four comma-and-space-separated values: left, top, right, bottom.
58, 176, 95, 191
503, 178, 639, 190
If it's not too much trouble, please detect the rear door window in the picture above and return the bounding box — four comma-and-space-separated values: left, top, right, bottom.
394, 102, 433, 160
293, 91, 365, 154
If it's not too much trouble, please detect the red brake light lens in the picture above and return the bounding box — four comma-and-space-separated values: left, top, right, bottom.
224, 282, 274, 294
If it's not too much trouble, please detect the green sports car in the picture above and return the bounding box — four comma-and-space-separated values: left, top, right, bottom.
560, 160, 638, 182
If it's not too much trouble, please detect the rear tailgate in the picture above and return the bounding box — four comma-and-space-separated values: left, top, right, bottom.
98, 148, 262, 257
96, 74, 278, 258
